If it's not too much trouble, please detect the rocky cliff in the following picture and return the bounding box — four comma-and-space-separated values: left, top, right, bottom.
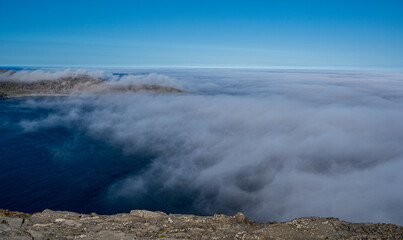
0, 209, 402, 239
0, 69, 183, 99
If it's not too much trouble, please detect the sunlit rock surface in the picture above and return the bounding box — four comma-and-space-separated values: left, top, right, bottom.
0, 209, 402, 239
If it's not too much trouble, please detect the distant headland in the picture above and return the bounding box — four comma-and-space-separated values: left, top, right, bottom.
0, 69, 183, 99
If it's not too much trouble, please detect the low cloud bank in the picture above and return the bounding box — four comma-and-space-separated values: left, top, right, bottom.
0, 68, 181, 89
0, 69, 108, 82
19, 69, 403, 224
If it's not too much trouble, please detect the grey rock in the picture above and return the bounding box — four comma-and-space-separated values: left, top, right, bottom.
0, 223, 11, 232
130, 209, 167, 218
233, 212, 248, 223
26, 230, 44, 239
54, 218, 83, 227
0, 209, 402, 239
95, 230, 131, 240
7, 218, 24, 228
4, 235, 33, 240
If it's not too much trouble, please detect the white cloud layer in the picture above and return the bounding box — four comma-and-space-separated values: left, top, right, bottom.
19, 69, 403, 224
0, 68, 182, 89
0, 69, 109, 82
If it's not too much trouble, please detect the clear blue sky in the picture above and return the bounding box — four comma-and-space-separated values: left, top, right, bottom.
0, 0, 402, 69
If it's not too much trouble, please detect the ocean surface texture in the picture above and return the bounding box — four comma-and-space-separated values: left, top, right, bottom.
1, 69, 403, 225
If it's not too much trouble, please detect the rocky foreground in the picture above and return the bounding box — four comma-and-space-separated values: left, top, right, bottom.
0, 209, 402, 239
0, 69, 183, 99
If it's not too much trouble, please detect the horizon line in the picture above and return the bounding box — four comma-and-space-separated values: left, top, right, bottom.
1, 65, 403, 72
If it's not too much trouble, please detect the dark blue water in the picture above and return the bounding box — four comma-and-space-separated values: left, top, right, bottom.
0, 97, 153, 214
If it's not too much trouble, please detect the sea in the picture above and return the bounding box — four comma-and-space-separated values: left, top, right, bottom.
0, 97, 153, 215
1, 68, 403, 225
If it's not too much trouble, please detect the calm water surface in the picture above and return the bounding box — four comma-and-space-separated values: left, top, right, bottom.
0, 97, 152, 214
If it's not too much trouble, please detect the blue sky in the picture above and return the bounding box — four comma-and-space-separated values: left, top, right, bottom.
0, 0, 402, 69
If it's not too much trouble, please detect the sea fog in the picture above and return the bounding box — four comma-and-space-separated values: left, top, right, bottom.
1, 68, 403, 224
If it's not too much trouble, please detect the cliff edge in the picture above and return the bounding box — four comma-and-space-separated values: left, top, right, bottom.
0, 209, 402, 239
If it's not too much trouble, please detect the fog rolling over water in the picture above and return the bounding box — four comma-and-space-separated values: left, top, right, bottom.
7, 69, 403, 224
